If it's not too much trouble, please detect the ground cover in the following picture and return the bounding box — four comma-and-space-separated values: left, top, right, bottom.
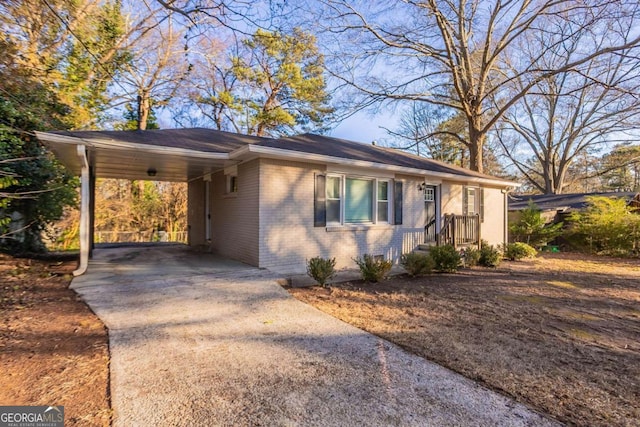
0, 254, 110, 426
289, 252, 640, 426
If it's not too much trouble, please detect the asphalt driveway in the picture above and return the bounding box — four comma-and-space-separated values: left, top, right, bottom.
71, 244, 560, 426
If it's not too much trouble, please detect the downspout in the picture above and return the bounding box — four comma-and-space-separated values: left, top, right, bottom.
502, 187, 513, 246
74, 145, 90, 276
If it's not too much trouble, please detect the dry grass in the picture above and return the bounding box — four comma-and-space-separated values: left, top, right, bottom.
0, 254, 110, 426
289, 252, 640, 427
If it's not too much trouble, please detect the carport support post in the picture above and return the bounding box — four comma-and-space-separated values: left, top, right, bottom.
90, 165, 96, 257
74, 145, 90, 276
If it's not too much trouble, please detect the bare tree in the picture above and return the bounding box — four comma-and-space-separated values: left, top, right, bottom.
116, 10, 191, 129
495, 23, 640, 194
321, 1, 640, 173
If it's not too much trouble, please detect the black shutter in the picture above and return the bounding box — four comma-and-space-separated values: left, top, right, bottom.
394, 180, 403, 225
314, 174, 326, 227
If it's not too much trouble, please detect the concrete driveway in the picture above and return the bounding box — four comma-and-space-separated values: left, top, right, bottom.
71, 244, 560, 426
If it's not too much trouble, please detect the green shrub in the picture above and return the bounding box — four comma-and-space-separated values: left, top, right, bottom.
566, 196, 640, 256
401, 252, 434, 277
353, 254, 393, 282
306, 256, 336, 287
479, 242, 502, 267
429, 244, 461, 272
504, 242, 537, 261
510, 200, 563, 247
461, 247, 480, 267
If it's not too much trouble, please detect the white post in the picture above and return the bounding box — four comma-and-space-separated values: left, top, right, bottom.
74, 145, 90, 276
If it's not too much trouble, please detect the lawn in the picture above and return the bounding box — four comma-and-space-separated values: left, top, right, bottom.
289, 252, 640, 427
0, 254, 110, 426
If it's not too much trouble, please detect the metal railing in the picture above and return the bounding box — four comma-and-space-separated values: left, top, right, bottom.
436, 214, 480, 248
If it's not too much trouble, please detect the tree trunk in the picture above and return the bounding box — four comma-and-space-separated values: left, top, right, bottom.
137, 93, 150, 130
468, 125, 485, 174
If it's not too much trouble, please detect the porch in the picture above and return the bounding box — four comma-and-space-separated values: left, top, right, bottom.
422, 213, 481, 249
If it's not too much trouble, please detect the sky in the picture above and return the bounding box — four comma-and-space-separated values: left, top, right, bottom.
329, 109, 400, 145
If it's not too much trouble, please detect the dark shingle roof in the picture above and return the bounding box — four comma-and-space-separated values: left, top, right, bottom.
46, 128, 514, 183
509, 191, 639, 211
50, 128, 269, 153
258, 133, 510, 182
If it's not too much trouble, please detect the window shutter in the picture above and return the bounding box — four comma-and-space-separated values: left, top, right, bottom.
479, 188, 485, 222
463, 186, 469, 215
394, 181, 403, 225
314, 174, 326, 227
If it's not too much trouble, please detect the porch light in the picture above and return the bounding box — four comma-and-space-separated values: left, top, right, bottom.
147, 168, 157, 177
417, 182, 427, 192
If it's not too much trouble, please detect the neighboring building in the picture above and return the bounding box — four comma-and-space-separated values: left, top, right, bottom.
509, 191, 640, 225
37, 129, 518, 275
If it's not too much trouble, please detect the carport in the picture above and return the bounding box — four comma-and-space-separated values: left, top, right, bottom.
36, 129, 265, 275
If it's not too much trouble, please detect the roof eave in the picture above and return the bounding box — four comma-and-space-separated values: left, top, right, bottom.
233, 144, 519, 187
36, 131, 230, 160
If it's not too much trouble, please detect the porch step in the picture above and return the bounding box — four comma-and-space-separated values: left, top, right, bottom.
417, 243, 436, 251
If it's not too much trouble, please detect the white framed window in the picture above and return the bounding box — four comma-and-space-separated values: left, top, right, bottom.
377, 181, 389, 222
424, 186, 435, 202
465, 187, 477, 215
226, 174, 238, 194
463, 186, 484, 221
326, 174, 391, 225
326, 176, 341, 223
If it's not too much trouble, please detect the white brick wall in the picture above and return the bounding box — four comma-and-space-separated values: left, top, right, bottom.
192, 157, 508, 272
257, 158, 431, 273
210, 159, 260, 265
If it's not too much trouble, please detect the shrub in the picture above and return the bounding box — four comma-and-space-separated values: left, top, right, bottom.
429, 244, 461, 272
401, 252, 434, 277
461, 247, 480, 267
504, 242, 537, 261
353, 254, 393, 282
306, 256, 336, 287
479, 241, 502, 267
510, 200, 563, 247
566, 196, 640, 256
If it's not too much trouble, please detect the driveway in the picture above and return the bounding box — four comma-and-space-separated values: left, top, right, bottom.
71, 245, 560, 426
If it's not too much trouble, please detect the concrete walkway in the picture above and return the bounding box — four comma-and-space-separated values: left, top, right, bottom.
71, 245, 560, 426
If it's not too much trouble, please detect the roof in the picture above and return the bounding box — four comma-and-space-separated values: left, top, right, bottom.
37, 127, 518, 185
49, 128, 268, 153
509, 191, 640, 212
257, 133, 507, 183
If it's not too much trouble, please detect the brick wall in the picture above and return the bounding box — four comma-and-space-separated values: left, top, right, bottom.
210, 159, 260, 265
257, 158, 427, 273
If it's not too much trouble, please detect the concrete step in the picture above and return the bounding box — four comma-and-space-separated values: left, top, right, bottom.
417, 243, 436, 251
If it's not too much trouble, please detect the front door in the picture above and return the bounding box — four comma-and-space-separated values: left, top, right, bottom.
424, 185, 437, 243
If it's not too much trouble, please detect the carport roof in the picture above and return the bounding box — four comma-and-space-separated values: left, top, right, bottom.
36, 128, 518, 186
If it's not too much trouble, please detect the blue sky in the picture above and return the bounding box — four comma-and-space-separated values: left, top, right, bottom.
330, 110, 398, 145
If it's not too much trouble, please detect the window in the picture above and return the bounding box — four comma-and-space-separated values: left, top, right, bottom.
424, 186, 435, 202
325, 175, 391, 225
377, 181, 389, 222
463, 186, 484, 221
326, 176, 341, 223
465, 187, 477, 215
226, 174, 238, 194
345, 177, 373, 223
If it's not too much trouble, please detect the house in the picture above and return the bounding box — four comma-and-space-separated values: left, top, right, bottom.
36, 128, 518, 275
509, 191, 640, 225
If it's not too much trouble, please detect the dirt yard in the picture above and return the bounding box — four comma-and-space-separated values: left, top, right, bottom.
289, 253, 640, 427
0, 254, 110, 426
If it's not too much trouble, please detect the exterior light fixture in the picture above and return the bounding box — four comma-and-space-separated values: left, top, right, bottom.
147, 168, 157, 177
